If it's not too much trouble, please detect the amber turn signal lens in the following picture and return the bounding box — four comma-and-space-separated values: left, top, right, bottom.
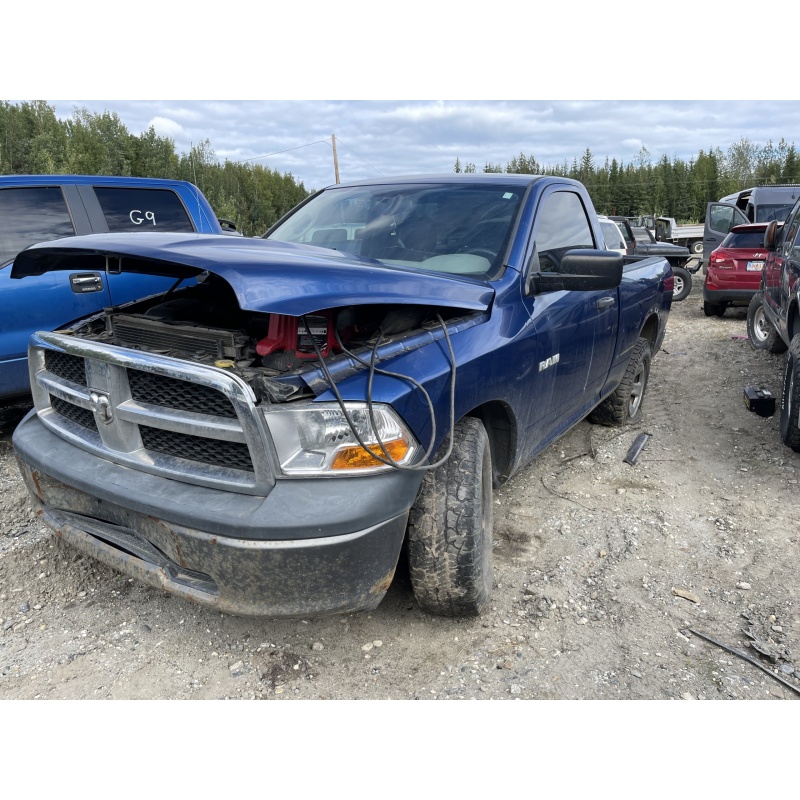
330, 438, 410, 470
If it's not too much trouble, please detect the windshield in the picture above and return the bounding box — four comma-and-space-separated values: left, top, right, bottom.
754, 204, 794, 223
265, 182, 524, 279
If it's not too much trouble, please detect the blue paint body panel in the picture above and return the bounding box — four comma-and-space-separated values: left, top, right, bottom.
12, 233, 495, 315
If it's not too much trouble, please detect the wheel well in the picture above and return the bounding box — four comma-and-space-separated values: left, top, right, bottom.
639, 312, 659, 349
467, 401, 516, 488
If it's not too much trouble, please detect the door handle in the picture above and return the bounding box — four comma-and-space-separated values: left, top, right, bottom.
69, 272, 104, 294
596, 297, 615, 310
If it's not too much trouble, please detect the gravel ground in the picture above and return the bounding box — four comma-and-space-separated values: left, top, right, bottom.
1, 286, 799, 702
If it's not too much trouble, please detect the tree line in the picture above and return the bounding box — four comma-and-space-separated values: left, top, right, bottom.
5, 101, 799, 229
455, 138, 800, 223
0, 101, 310, 236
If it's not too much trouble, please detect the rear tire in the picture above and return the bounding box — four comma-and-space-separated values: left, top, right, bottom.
703, 300, 726, 317
780, 335, 800, 451
672, 267, 692, 301
747, 292, 787, 353
407, 417, 493, 617
589, 337, 651, 427
692, 240, 704, 255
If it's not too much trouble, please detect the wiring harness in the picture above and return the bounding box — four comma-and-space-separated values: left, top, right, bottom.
302, 314, 457, 471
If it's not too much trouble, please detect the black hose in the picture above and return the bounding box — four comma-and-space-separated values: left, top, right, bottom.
301, 314, 456, 471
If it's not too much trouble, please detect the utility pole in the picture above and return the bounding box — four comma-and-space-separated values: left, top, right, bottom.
332, 133, 340, 184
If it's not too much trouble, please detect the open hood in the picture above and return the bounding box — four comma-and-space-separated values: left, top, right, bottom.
11, 232, 495, 316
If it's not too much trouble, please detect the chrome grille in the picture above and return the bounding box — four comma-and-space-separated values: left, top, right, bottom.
30, 333, 276, 496
45, 350, 87, 386
51, 396, 97, 430
140, 425, 253, 471
129, 369, 237, 418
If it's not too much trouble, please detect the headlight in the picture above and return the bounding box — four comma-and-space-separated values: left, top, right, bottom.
262, 402, 421, 475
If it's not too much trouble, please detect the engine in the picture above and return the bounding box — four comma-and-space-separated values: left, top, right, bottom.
68, 274, 444, 402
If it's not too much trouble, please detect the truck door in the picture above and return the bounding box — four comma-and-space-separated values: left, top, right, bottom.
655, 218, 670, 243
703, 202, 748, 264
0, 185, 114, 399
519, 188, 619, 455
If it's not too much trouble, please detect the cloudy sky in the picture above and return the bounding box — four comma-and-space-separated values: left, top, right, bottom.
44, 99, 800, 192
16, 2, 797, 192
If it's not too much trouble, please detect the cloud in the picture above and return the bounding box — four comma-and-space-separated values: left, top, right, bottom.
44, 99, 800, 191
148, 116, 184, 138
622, 138, 644, 150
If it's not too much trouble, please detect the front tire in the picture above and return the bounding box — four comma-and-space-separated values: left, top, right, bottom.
747, 292, 787, 353
407, 417, 493, 617
589, 337, 651, 427
672, 267, 692, 301
780, 335, 800, 451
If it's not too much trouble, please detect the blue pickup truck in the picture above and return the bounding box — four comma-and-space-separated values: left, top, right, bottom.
11, 174, 673, 618
0, 174, 227, 401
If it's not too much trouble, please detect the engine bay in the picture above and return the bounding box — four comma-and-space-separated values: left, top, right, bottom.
66, 273, 469, 403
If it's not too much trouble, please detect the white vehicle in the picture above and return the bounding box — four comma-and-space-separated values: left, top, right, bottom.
654, 217, 704, 255
598, 215, 627, 256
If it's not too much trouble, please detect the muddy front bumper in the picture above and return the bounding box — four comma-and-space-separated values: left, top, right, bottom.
13, 412, 423, 617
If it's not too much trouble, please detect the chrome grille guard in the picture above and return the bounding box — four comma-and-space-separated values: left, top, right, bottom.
29, 331, 278, 496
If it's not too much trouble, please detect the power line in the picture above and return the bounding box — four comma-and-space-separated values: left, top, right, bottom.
236, 139, 332, 164
331, 136, 386, 177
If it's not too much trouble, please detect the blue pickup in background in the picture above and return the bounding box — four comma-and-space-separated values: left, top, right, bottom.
0, 174, 228, 400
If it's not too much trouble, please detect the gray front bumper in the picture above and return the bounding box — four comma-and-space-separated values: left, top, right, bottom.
13, 412, 424, 617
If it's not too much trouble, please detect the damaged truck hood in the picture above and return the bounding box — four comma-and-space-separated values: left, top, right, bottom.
12, 233, 495, 315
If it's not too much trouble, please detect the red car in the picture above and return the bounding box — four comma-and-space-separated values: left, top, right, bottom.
703, 223, 772, 316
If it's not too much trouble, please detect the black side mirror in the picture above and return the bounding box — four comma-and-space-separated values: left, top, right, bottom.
218, 218, 239, 233
527, 249, 623, 294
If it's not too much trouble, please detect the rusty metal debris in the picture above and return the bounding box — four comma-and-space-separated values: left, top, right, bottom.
688, 628, 800, 697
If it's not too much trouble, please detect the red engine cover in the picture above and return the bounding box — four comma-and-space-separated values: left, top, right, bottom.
256, 312, 338, 359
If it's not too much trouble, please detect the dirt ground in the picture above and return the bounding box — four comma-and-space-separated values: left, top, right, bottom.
1, 285, 798, 701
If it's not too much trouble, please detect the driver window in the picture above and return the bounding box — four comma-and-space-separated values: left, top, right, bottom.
709, 204, 745, 235
533, 191, 594, 272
